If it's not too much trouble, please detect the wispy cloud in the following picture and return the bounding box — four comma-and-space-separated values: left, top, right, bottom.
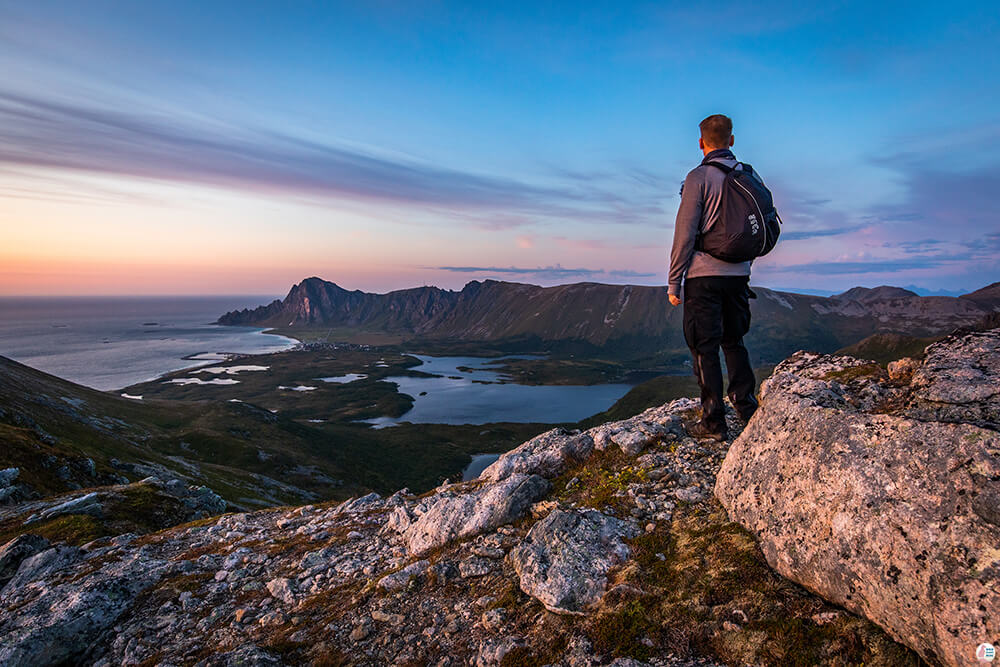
0, 89, 666, 226
781, 222, 869, 241
435, 265, 657, 281
769, 258, 943, 275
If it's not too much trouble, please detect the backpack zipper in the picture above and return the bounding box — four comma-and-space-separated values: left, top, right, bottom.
732, 176, 768, 255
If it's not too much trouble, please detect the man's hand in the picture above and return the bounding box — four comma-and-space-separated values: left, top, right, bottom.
668, 295, 682, 306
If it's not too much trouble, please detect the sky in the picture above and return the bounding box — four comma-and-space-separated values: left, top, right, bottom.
1, 0, 998, 297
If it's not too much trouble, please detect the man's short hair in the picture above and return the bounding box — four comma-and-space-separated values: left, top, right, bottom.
699, 114, 733, 148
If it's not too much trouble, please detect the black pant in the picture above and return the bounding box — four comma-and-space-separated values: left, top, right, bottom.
683, 276, 757, 431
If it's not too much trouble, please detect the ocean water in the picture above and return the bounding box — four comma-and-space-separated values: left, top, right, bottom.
0, 297, 295, 391
362, 354, 632, 427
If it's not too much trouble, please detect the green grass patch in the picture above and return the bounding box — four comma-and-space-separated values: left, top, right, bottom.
823, 363, 885, 383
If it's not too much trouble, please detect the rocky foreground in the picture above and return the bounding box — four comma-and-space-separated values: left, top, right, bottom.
0, 330, 997, 666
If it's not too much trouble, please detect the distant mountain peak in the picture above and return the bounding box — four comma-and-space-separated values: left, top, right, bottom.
835, 286, 919, 302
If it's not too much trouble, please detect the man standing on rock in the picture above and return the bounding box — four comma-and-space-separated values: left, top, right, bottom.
667, 114, 759, 441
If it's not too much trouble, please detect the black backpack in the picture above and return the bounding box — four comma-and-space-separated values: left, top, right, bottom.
696, 160, 781, 263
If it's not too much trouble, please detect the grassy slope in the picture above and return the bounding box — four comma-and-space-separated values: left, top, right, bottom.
566, 457, 919, 665
835, 333, 941, 366
0, 481, 215, 548
0, 355, 370, 507
0, 354, 555, 507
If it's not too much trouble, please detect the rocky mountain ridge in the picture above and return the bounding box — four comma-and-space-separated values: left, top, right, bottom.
219, 277, 1000, 364
4, 329, 996, 665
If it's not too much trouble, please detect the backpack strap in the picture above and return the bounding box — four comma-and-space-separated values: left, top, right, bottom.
701, 160, 732, 173
701, 160, 747, 174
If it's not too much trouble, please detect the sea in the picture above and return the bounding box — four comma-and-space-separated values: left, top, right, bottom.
0, 297, 295, 391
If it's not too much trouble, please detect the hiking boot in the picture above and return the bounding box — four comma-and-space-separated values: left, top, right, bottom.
688, 420, 728, 442
736, 406, 757, 424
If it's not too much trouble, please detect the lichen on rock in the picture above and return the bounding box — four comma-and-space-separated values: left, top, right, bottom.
509, 508, 637, 614
716, 328, 1000, 667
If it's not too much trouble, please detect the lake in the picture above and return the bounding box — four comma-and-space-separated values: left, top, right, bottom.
0, 297, 296, 390
361, 354, 632, 427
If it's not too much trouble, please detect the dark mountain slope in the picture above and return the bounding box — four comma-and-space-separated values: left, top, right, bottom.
960, 281, 1000, 309
221, 277, 1000, 365
834, 285, 919, 302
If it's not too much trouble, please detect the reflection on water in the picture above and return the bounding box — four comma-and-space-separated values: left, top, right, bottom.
361, 354, 631, 427
462, 453, 501, 481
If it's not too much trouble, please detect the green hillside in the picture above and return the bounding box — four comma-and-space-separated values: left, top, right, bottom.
0, 356, 550, 507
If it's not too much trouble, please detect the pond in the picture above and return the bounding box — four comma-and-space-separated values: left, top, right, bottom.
462, 453, 501, 481
360, 354, 632, 427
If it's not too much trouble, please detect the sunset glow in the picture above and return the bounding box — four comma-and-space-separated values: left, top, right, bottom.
1, 1, 997, 296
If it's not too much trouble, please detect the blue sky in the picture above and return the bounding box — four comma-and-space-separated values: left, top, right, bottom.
0, 0, 998, 295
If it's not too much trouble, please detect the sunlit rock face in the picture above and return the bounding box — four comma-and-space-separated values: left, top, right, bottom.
717, 329, 1000, 667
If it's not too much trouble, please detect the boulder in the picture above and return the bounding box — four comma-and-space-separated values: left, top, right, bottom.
716, 330, 1000, 667
2, 546, 82, 592
479, 401, 692, 484
403, 474, 550, 556
479, 429, 594, 483
377, 560, 430, 593
0, 550, 169, 666
508, 509, 637, 615
905, 329, 1000, 428
333, 492, 383, 515
587, 411, 684, 457
23, 492, 101, 525
0, 468, 20, 502
0, 535, 50, 590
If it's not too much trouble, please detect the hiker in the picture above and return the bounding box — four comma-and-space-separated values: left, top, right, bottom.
667, 114, 780, 441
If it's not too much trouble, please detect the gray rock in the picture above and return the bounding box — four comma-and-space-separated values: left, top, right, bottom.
475, 635, 525, 667
673, 485, 705, 503
381, 505, 416, 534
588, 413, 682, 457
23, 492, 102, 525
403, 474, 550, 556
265, 577, 297, 605
182, 485, 226, 516
508, 509, 637, 614
377, 560, 430, 593
430, 561, 460, 586
333, 492, 383, 515
0, 550, 168, 666
0, 467, 19, 487
480, 428, 594, 482
371, 609, 405, 625
2, 546, 82, 592
716, 333, 1000, 667
906, 328, 1000, 428
0, 535, 49, 590
208, 644, 283, 666
349, 621, 372, 641
458, 557, 493, 578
